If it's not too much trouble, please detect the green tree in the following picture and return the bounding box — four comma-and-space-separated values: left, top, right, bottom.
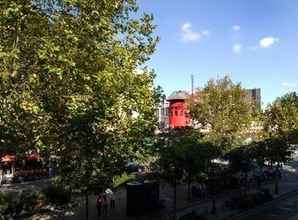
264, 92, 298, 137
260, 137, 292, 194
0, 0, 50, 156
154, 128, 185, 218
287, 129, 298, 145
262, 92, 298, 194
1, 1, 161, 218
226, 145, 255, 174
177, 129, 218, 200
155, 127, 218, 218
188, 76, 254, 153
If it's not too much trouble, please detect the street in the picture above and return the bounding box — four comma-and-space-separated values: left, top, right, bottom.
236, 158, 298, 220
239, 191, 298, 220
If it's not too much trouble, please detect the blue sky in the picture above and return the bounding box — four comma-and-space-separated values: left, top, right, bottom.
138, 0, 298, 106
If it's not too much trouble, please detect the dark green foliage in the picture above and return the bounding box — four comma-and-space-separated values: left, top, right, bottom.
251, 137, 293, 166
20, 191, 40, 213
42, 185, 71, 205
156, 128, 219, 183
0, 190, 44, 219
154, 128, 220, 203
226, 189, 273, 210
112, 172, 136, 189
227, 135, 294, 174
226, 145, 255, 173
287, 129, 298, 145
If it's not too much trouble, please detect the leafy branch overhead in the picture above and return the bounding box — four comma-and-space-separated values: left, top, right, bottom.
0, 0, 161, 192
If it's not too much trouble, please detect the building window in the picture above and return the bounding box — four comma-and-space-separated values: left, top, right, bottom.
175, 110, 178, 116
180, 110, 183, 116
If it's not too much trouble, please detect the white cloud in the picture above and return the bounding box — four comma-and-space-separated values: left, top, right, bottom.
181, 23, 191, 32
202, 30, 211, 36
232, 25, 241, 31
233, 43, 243, 54
231, 25, 241, 42
181, 22, 210, 42
259, 36, 279, 48
181, 22, 200, 42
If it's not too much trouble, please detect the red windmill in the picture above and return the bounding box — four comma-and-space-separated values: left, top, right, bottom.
166, 90, 190, 129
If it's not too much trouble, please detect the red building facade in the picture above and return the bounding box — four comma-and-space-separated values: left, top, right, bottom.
166, 91, 190, 128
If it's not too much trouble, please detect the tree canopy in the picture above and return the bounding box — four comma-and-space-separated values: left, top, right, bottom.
188, 76, 254, 152
154, 128, 219, 200
0, 0, 161, 192
264, 92, 298, 137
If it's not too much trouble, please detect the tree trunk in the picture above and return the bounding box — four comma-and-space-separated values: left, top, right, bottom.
85, 193, 89, 220
187, 173, 192, 201
173, 178, 177, 220
275, 170, 279, 195
275, 179, 279, 194
244, 172, 248, 195
211, 196, 216, 214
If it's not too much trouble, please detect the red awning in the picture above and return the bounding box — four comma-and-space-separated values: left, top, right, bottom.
1, 154, 16, 163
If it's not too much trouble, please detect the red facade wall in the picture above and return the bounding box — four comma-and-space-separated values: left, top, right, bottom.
168, 100, 189, 128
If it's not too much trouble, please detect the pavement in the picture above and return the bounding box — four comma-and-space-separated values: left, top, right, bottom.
61, 185, 172, 220
62, 168, 298, 220
0, 178, 51, 192
176, 158, 298, 220
234, 190, 298, 220
3, 158, 298, 220
225, 159, 298, 220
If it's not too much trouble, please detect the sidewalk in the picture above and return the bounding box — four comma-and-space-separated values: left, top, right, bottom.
62, 177, 296, 220
62, 185, 172, 220
2, 167, 298, 220
0, 178, 51, 192
176, 167, 298, 220
61, 160, 298, 220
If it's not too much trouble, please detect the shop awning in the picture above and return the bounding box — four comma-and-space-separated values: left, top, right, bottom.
1, 154, 16, 163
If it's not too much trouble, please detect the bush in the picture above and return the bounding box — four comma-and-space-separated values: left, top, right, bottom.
113, 172, 136, 189
0, 191, 20, 218
20, 190, 44, 213
226, 189, 273, 210
42, 185, 71, 205
0, 192, 9, 219
0, 190, 44, 219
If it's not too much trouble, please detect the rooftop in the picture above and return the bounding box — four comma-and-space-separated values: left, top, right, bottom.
167, 90, 189, 101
